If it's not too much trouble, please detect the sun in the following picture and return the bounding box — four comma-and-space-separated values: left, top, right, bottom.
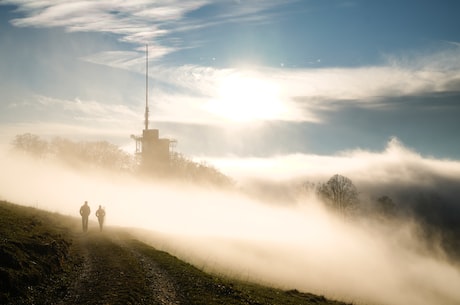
206, 74, 284, 122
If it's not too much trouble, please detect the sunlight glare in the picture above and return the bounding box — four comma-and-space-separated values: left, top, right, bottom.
206, 75, 284, 122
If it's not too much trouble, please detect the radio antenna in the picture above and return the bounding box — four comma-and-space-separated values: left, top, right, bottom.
144, 44, 149, 131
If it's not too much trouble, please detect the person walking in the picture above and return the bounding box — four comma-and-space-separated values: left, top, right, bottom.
80, 201, 91, 233
95, 205, 106, 232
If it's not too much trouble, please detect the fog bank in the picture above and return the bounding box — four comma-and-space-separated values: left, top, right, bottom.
1, 146, 460, 305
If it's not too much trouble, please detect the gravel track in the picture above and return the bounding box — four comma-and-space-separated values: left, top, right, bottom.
62, 230, 182, 305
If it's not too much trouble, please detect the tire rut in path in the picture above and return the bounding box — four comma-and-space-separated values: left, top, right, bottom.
63, 231, 182, 305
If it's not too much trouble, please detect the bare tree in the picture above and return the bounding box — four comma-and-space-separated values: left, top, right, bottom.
169, 152, 233, 187
317, 174, 359, 214
12, 133, 48, 157
12, 133, 135, 171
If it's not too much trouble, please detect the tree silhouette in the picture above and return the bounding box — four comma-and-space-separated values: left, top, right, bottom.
317, 174, 359, 214
375, 195, 397, 216
12, 133, 48, 157
11, 133, 232, 187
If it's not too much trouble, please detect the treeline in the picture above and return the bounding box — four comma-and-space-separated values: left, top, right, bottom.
11, 133, 233, 187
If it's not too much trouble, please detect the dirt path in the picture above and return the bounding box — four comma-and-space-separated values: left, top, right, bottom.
62, 230, 183, 305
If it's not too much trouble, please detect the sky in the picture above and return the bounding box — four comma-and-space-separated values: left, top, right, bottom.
1, 2, 460, 304
1, 0, 460, 162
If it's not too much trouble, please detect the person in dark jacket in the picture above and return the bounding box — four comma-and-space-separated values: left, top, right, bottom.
95, 205, 106, 232
80, 201, 91, 232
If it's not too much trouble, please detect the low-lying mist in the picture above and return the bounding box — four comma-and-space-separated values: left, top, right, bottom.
1, 141, 460, 305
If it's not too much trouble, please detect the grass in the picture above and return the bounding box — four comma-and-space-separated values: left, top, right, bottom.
0, 201, 82, 304
131, 239, 346, 305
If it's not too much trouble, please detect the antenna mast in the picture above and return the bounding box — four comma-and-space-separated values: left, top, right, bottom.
144, 44, 149, 130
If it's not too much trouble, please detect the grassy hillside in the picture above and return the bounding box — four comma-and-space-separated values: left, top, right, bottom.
0, 201, 350, 305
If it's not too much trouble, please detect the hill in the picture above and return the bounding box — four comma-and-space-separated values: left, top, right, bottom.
0, 201, 350, 305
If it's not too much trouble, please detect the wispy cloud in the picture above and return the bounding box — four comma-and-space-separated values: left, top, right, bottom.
116, 40, 460, 103
34, 95, 139, 122
8, 45, 460, 138
3, 0, 294, 60
0, 95, 142, 141
143, 46, 460, 124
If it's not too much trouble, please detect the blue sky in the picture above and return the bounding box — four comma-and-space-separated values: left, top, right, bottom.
1, 0, 460, 161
